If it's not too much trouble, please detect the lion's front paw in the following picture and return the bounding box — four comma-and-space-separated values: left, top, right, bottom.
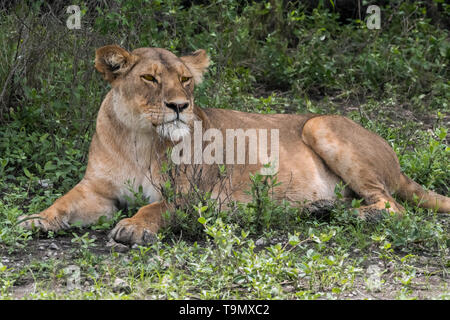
108, 218, 157, 245
18, 212, 69, 232
357, 208, 385, 223
357, 201, 404, 223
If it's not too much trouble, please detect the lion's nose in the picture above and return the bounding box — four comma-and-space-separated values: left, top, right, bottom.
165, 101, 189, 114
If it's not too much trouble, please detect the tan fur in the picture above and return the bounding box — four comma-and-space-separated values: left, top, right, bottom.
20, 45, 450, 244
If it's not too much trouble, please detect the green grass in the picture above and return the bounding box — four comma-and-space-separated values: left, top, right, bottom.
0, 0, 449, 299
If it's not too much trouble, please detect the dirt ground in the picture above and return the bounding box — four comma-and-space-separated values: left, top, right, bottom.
1, 227, 448, 300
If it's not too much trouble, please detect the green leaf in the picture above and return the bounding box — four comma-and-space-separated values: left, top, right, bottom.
44, 161, 56, 172
288, 234, 299, 246
23, 167, 32, 178
351, 198, 362, 208
198, 217, 206, 225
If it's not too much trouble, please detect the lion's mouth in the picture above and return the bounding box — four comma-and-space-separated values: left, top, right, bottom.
155, 111, 191, 125
156, 119, 191, 142
164, 118, 186, 125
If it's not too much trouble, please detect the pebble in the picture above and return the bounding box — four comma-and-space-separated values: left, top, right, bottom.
38, 179, 52, 188
112, 278, 131, 294
122, 256, 131, 264
282, 285, 295, 293
366, 264, 382, 292
270, 237, 284, 245
387, 261, 395, 273
49, 243, 59, 250
255, 238, 267, 246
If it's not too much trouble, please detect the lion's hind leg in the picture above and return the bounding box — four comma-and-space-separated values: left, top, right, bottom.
301, 115, 405, 220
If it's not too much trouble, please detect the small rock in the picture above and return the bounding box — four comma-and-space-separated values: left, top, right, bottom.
38, 179, 52, 188
282, 285, 295, 293
38, 246, 45, 251
131, 244, 139, 250
365, 264, 382, 292
387, 261, 395, 273
112, 278, 131, 294
122, 256, 131, 264
255, 238, 267, 246
270, 237, 284, 244
49, 243, 59, 250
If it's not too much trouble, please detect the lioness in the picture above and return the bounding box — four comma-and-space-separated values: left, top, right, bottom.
20, 45, 450, 245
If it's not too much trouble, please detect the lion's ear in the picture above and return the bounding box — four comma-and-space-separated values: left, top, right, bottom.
95, 45, 138, 83
180, 49, 210, 84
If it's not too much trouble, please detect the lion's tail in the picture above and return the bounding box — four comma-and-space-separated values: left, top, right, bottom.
396, 173, 450, 213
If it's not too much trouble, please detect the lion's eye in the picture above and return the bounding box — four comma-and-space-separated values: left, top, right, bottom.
142, 74, 157, 83
181, 76, 191, 83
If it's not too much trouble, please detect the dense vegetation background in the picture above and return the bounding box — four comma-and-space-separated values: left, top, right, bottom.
0, 0, 449, 299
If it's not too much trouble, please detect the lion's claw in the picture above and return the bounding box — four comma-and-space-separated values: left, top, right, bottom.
108, 218, 156, 245
18, 214, 69, 232
358, 208, 385, 223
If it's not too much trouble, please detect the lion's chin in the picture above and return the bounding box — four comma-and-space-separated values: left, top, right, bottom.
156, 120, 191, 142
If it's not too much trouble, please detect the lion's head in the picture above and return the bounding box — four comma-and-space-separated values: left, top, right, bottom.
95, 45, 210, 141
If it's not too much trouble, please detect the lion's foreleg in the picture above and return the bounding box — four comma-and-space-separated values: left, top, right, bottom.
19, 180, 117, 231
